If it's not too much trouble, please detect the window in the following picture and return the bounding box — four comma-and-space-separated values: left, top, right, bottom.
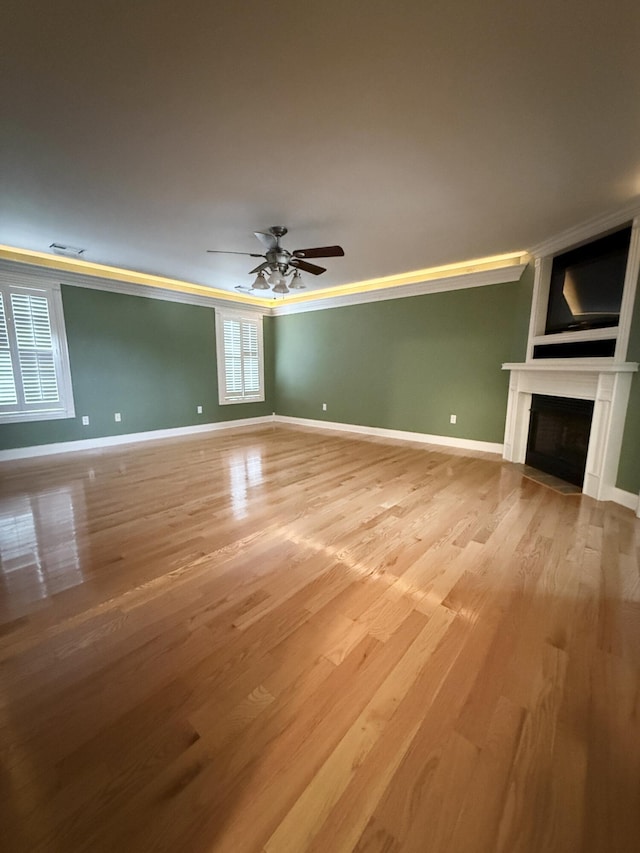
215, 309, 265, 404
0, 278, 75, 423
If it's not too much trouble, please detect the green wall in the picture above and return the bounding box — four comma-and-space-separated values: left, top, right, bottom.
616, 285, 640, 493
274, 271, 533, 444
2, 265, 638, 498
0, 285, 275, 450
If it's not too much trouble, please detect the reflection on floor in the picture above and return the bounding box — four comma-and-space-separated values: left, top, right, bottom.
513, 463, 583, 495
0, 487, 85, 618
0, 426, 639, 852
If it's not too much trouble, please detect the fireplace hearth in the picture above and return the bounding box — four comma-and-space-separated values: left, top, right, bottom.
525, 395, 594, 487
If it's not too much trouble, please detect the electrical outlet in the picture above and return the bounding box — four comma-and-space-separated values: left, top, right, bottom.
197, 405, 203, 414
114, 412, 121, 422
322, 403, 327, 411
81, 415, 89, 426
450, 414, 457, 424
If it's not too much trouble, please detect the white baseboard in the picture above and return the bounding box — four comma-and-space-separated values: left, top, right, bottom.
273, 415, 504, 455
606, 486, 640, 514
275, 417, 640, 512
0, 416, 275, 462
4, 414, 639, 515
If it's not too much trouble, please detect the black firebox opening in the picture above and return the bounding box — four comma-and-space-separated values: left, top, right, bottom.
525, 395, 594, 487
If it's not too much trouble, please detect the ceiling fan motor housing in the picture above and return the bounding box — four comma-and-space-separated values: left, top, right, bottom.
267, 249, 291, 269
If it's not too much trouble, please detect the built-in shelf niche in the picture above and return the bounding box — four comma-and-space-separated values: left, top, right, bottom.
526, 214, 640, 363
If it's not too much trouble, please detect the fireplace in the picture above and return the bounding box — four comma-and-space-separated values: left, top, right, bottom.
501, 361, 637, 502
525, 395, 594, 487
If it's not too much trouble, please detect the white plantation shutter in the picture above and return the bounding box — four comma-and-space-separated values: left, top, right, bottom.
11, 292, 60, 404
0, 279, 75, 423
0, 293, 18, 405
242, 321, 260, 393
216, 310, 265, 404
223, 318, 243, 395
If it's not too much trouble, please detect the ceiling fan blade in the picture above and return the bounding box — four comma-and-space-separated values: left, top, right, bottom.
254, 231, 278, 251
290, 258, 326, 275
249, 261, 270, 274
292, 245, 345, 259
206, 250, 265, 257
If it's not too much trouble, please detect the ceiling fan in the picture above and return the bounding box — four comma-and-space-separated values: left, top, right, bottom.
207, 226, 345, 294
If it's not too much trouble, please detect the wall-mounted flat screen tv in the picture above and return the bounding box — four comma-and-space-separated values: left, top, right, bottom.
545, 226, 631, 334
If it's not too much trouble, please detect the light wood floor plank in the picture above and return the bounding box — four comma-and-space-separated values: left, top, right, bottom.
1, 425, 639, 851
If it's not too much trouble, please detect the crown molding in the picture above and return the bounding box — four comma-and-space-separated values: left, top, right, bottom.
270, 263, 528, 315
529, 200, 640, 258
0, 244, 272, 306
0, 257, 270, 316
0, 253, 528, 317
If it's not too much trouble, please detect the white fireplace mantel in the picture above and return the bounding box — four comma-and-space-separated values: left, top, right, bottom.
502, 360, 638, 502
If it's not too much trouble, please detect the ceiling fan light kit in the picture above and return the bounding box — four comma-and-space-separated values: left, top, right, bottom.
289, 270, 305, 289
207, 226, 344, 295
267, 269, 286, 286
251, 272, 270, 290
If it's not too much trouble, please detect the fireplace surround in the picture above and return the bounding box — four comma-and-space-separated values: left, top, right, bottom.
502, 361, 637, 500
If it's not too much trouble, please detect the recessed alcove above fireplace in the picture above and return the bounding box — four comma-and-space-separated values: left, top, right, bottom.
526, 217, 640, 364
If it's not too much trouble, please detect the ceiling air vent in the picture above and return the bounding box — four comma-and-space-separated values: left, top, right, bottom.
50, 243, 85, 257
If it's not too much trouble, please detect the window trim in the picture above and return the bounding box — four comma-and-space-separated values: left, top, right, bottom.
0, 275, 75, 424
215, 308, 265, 405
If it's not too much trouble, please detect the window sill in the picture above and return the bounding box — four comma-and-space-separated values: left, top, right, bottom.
0, 408, 76, 425
218, 396, 266, 406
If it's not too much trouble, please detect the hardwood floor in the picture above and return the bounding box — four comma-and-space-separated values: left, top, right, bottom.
0, 425, 639, 852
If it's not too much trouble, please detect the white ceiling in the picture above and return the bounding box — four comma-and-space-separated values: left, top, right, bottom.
2, 1, 640, 297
